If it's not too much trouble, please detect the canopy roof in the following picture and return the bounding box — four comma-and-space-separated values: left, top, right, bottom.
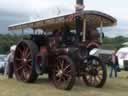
8, 10, 117, 32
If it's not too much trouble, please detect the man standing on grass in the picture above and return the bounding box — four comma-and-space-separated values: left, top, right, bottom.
5, 45, 16, 78
109, 48, 119, 78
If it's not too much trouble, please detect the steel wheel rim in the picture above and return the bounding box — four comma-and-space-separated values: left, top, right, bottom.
85, 59, 104, 86
14, 42, 33, 81
54, 57, 72, 89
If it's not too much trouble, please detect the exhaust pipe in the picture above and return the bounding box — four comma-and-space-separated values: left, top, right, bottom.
75, 0, 84, 42
75, 0, 84, 12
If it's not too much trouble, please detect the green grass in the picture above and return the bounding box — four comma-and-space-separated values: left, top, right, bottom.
0, 71, 128, 96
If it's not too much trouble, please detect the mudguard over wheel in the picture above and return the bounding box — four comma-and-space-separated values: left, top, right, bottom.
14, 40, 38, 83
53, 55, 76, 90
83, 56, 107, 88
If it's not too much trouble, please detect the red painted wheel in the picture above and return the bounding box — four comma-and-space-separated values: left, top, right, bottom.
14, 40, 38, 83
53, 55, 76, 90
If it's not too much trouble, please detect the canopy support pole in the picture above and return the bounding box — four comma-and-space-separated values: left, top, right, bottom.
82, 17, 86, 42
33, 29, 36, 34
21, 28, 24, 40
100, 21, 103, 43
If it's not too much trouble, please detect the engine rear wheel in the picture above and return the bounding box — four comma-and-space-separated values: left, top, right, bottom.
83, 56, 107, 88
14, 40, 38, 83
53, 55, 76, 90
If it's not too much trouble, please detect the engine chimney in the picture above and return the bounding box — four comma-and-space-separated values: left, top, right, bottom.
75, 0, 84, 42
75, 0, 84, 12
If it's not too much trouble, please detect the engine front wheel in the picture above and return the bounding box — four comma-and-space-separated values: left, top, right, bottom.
52, 55, 76, 90
83, 56, 107, 88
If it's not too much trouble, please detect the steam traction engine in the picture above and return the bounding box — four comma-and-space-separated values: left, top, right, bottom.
8, 0, 117, 90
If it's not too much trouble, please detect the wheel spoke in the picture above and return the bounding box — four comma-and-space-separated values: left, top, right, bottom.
22, 69, 30, 80
86, 74, 90, 80
18, 49, 23, 54
27, 59, 32, 62
15, 58, 23, 61
91, 76, 94, 85
25, 52, 31, 59
56, 64, 60, 70
24, 48, 29, 56
97, 75, 102, 82
16, 65, 24, 72
94, 76, 99, 86
63, 65, 70, 72
22, 46, 26, 57
61, 76, 66, 82
97, 75, 102, 81
85, 67, 89, 72
56, 76, 62, 82
98, 70, 103, 75
87, 75, 91, 82
65, 69, 71, 74
60, 60, 64, 70
88, 75, 92, 85
63, 73, 71, 79
92, 77, 96, 86
26, 64, 32, 69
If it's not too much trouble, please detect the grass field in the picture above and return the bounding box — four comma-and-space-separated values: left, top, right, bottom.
0, 71, 128, 96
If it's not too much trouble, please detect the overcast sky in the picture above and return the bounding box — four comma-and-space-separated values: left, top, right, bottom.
0, 0, 128, 37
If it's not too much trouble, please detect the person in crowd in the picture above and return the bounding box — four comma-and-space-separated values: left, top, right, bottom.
0, 66, 4, 74
4, 45, 16, 78
109, 48, 119, 78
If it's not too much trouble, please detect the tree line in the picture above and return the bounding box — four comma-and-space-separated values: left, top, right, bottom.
102, 36, 128, 49
0, 34, 22, 54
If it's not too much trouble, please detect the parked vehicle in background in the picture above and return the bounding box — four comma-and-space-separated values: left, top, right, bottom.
116, 47, 128, 71
0, 55, 7, 74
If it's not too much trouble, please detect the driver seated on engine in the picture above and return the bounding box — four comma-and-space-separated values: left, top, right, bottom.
48, 29, 62, 49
